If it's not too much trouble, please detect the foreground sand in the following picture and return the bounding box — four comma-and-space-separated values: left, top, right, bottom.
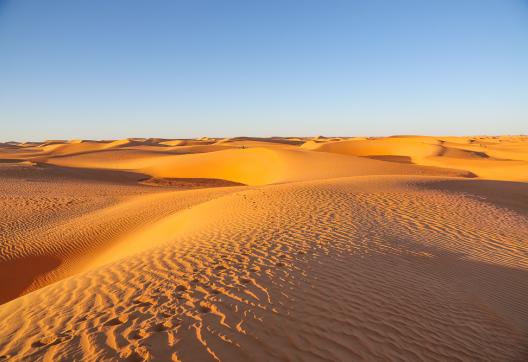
0, 136, 527, 361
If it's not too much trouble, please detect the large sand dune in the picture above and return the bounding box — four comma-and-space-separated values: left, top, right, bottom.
44, 147, 474, 185
0, 135, 527, 361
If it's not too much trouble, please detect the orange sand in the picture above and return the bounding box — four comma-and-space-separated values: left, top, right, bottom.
0, 135, 527, 361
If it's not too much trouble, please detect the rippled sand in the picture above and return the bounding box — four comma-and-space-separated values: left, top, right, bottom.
1, 136, 527, 361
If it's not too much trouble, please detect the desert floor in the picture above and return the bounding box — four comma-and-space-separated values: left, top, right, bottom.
0, 135, 527, 361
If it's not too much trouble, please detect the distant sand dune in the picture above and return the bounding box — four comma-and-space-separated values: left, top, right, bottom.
43, 147, 474, 185
305, 136, 528, 181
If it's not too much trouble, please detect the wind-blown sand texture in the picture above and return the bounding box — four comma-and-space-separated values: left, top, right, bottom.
0, 135, 527, 361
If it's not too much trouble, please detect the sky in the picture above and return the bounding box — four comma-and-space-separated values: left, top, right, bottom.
0, 0, 527, 141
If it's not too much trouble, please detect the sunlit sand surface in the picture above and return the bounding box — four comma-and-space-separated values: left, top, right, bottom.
1, 135, 527, 361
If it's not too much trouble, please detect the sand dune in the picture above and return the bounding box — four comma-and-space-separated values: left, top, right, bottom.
0, 162, 245, 304
0, 135, 527, 361
307, 136, 528, 181
44, 147, 474, 185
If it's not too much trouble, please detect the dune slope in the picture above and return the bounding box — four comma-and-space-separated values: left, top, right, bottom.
0, 163, 244, 304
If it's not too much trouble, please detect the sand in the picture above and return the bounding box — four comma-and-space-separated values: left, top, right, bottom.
0, 136, 527, 361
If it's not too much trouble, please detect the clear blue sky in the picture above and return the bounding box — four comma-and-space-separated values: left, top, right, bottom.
1, 0, 527, 141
